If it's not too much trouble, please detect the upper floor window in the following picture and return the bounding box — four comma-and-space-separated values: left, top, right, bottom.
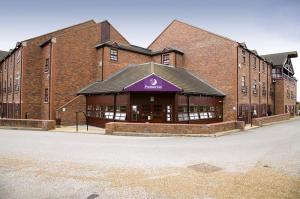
253, 57, 256, 68
272, 68, 282, 78
9, 78, 12, 93
17, 50, 21, 63
253, 79, 257, 94
44, 88, 49, 103
242, 50, 246, 64
15, 73, 20, 92
162, 53, 170, 65
110, 49, 118, 62
241, 76, 246, 87
3, 80, 6, 93
262, 62, 265, 73
44, 58, 49, 73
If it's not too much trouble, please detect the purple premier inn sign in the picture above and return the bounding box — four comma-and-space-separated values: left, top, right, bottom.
124, 74, 182, 92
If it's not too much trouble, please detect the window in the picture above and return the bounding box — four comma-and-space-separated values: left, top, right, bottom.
189, 106, 199, 120
15, 73, 20, 92
8, 78, 12, 93
262, 62, 265, 73
178, 106, 188, 121
242, 50, 246, 64
262, 82, 266, 96
253, 80, 257, 94
17, 50, 21, 63
44, 88, 49, 103
287, 89, 290, 99
272, 68, 282, 78
44, 58, 49, 73
241, 76, 246, 87
166, 105, 172, 122
4, 80, 6, 93
110, 49, 118, 61
270, 84, 274, 97
104, 106, 114, 119
162, 53, 170, 65
115, 106, 127, 121
253, 57, 256, 68
86, 105, 93, 117
131, 105, 138, 121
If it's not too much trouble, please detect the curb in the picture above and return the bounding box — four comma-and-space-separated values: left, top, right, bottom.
109, 129, 241, 138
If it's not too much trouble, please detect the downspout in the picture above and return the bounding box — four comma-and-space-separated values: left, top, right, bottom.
266, 63, 269, 113
101, 48, 104, 81
49, 42, 53, 120
6, 59, 8, 118
113, 93, 116, 122
12, 52, 15, 118
236, 46, 239, 121
20, 46, 23, 118
249, 52, 251, 123
187, 95, 190, 124
258, 59, 261, 116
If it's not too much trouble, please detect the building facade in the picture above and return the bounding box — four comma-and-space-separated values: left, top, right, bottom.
0, 19, 298, 126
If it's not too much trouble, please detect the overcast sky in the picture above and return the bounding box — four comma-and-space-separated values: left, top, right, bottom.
1, 0, 299, 100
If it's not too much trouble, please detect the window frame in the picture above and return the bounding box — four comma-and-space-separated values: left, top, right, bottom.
110, 49, 118, 62
44, 58, 49, 73
162, 53, 170, 65
44, 88, 49, 103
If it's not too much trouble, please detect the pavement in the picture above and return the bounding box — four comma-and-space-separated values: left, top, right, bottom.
0, 119, 299, 198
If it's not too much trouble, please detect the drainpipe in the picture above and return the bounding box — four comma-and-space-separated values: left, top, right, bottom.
236, 46, 239, 121
187, 95, 190, 124
249, 52, 251, 124
49, 42, 53, 120
259, 59, 261, 117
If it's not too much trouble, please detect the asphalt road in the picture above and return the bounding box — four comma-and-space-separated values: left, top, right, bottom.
0, 118, 299, 198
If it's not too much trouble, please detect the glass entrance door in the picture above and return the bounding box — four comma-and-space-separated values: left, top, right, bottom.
139, 104, 163, 123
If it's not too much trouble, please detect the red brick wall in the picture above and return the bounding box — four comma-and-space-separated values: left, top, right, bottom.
101, 46, 151, 80
105, 121, 245, 135
148, 20, 238, 121
57, 95, 86, 126
252, 113, 290, 127
51, 22, 101, 120
0, 118, 55, 130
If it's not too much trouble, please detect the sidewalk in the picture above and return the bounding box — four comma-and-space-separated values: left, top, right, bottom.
51, 125, 105, 134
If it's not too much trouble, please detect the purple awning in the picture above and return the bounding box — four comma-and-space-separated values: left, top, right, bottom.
124, 74, 182, 92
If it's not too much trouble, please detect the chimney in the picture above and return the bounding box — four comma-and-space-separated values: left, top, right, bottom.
101, 21, 110, 43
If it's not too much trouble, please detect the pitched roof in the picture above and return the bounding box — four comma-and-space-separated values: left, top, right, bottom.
0, 50, 8, 62
95, 41, 184, 56
261, 51, 298, 66
78, 62, 225, 96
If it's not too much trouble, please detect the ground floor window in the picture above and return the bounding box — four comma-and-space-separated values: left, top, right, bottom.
166, 105, 172, 122
131, 105, 138, 121
104, 106, 114, 119
199, 106, 216, 119
115, 106, 127, 121
189, 106, 199, 120
178, 106, 189, 121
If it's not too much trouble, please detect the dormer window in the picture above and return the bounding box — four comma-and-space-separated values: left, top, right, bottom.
162, 53, 170, 65
110, 49, 118, 62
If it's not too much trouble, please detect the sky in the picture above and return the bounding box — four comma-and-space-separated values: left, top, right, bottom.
1, 0, 299, 100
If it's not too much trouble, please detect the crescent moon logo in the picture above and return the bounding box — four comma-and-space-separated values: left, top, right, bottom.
150, 78, 157, 86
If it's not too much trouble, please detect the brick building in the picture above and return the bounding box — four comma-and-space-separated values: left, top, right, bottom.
0, 19, 298, 127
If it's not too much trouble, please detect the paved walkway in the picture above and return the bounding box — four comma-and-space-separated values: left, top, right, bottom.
51, 125, 105, 134
0, 118, 299, 198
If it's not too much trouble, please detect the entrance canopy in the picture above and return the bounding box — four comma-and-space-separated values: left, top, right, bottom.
124, 74, 181, 92
78, 62, 225, 96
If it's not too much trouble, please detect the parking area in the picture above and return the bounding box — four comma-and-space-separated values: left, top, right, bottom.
0, 119, 299, 198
